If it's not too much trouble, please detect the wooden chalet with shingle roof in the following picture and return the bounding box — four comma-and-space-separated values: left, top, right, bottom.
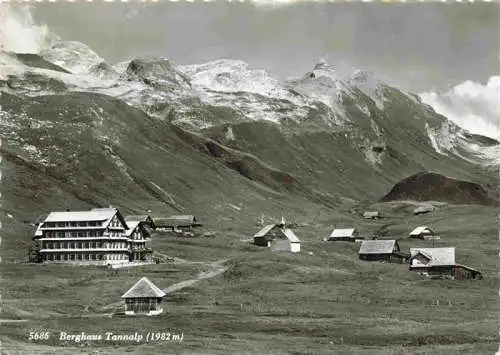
409, 226, 438, 240
121, 277, 166, 315
154, 215, 201, 232
409, 247, 482, 280
358, 240, 408, 263
253, 218, 300, 253
327, 228, 362, 242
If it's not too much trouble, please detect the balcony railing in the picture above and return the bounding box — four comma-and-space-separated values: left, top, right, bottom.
129, 246, 153, 252
41, 236, 130, 241
40, 247, 129, 252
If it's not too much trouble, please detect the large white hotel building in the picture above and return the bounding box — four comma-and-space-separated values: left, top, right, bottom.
33, 207, 152, 265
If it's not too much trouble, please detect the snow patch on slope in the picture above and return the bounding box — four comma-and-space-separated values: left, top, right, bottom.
179, 60, 289, 98
426, 121, 500, 166
40, 41, 106, 75
425, 121, 457, 156
178, 59, 311, 123
461, 140, 500, 166
0, 57, 191, 117
348, 69, 386, 110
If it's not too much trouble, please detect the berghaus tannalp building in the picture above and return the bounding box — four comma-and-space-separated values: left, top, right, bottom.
32, 207, 153, 265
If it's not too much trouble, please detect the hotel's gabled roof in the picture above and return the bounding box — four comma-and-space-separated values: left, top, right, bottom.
45, 209, 116, 223
38, 208, 128, 230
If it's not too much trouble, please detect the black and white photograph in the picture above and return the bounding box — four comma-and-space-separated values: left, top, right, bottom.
0, 1, 498, 354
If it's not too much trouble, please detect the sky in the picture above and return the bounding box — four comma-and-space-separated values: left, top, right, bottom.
29, 2, 499, 93
1, 2, 498, 139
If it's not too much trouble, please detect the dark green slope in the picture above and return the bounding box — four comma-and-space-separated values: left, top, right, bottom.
202, 86, 496, 205
0, 92, 336, 262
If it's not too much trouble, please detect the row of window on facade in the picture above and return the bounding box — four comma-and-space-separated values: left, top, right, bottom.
43, 221, 103, 228
43, 231, 120, 238
42, 241, 130, 249
43, 253, 129, 261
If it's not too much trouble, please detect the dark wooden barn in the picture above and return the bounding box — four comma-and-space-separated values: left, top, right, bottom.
358, 240, 408, 263
409, 248, 482, 280
154, 215, 201, 231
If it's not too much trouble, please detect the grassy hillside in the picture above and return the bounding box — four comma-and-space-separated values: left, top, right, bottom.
0, 204, 498, 354
0, 91, 342, 261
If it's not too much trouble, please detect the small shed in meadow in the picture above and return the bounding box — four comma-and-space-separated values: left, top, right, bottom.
363, 211, 382, 220
358, 240, 408, 263
253, 223, 300, 253
121, 277, 166, 315
413, 205, 435, 215
328, 228, 361, 242
409, 226, 437, 240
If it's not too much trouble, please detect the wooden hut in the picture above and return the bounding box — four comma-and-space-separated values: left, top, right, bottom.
452, 264, 483, 280
327, 228, 362, 242
121, 277, 166, 315
409, 226, 437, 240
363, 211, 382, 220
154, 215, 201, 232
413, 205, 435, 215
409, 247, 482, 280
358, 240, 408, 263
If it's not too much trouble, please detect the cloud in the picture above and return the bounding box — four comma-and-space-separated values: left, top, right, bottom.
0, 4, 57, 54
419, 76, 500, 140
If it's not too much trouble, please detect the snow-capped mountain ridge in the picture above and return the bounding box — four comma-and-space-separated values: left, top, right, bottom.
1, 42, 498, 168
39, 40, 105, 75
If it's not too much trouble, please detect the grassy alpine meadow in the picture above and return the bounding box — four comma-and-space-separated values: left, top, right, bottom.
1, 204, 498, 354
